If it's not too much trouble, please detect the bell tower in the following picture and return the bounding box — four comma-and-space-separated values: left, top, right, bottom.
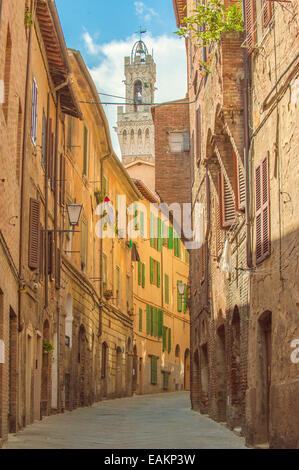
116, 36, 156, 191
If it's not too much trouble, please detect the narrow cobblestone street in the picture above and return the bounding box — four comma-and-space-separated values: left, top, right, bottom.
5, 392, 246, 449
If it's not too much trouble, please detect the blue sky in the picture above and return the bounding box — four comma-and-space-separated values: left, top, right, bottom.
55, 0, 187, 156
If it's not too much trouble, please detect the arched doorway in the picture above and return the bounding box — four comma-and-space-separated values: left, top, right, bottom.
231, 306, 241, 425
257, 310, 272, 444
216, 324, 227, 421
78, 325, 87, 407
132, 345, 138, 393
192, 349, 200, 410
184, 348, 190, 391
41, 320, 50, 417
115, 346, 122, 397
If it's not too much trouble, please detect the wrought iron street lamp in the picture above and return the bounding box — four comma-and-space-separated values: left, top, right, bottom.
66, 203, 83, 227
177, 282, 186, 298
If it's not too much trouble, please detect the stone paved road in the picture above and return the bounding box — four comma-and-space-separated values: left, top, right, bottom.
6, 392, 247, 449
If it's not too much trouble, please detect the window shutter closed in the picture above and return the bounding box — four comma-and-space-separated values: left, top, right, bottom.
256, 154, 270, 263
168, 225, 174, 249
244, 0, 256, 53
236, 155, 246, 209
150, 212, 154, 247
150, 306, 154, 336
177, 280, 182, 312
165, 274, 169, 304
139, 308, 143, 332
158, 310, 163, 338
157, 261, 161, 287
162, 326, 167, 351
47, 118, 52, 179
138, 261, 142, 285
146, 305, 150, 334
59, 154, 66, 206
168, 328, 171, 353
151, 356, 157, 385
39, 223, 44, 279
48, 232, 54, 277
150, 257, 154, 284
157, 218, 162, 252
142, 263, 145, 288
28, 198, 40, 269
41, 111, 47, 170
220, 173, 235, 227
154, 308, 158, 337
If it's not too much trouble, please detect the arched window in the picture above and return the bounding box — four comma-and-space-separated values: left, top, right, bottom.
145, 128, 150, 154
137, 129, 142, 153
123, 130, 127, 153
101, 342, 108, 379
134, 80, 142, 111
130, 129, 134, 153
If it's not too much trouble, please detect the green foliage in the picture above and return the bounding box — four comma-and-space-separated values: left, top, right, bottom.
43, 340, 54, 355
24, 10, 33, 27
175, 0, 243, 74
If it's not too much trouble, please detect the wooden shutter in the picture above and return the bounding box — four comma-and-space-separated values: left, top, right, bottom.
139, 308, 143, 332
183, 286, 187, 313
158, 310, 163, 338
55, 247, 61, 289
162, 326, 167, 352
138, 261, 142, 285
28, 198, 40, 269
47, 232, 54, 277
47, 119, 52, 179
39, 223, 44, 279
263, 0, 272, 29
235, 154, 246, 209
219, 172, 235, 227
142, 263, 145, 288
256, 154, 270, 263
196, 106, 201, 165
150, 257, 154, 284
157, 218, 162, 252
146, 305, 150, 334
153, 308, 158, 337
157, 261, 161, 288
165, 274, 169, 304
168, 328, 171, 353
150, 306, 154, 336
168, 225, 174, 249
244, 0, 256, 53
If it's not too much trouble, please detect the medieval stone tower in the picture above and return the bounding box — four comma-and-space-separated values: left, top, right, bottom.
116, 38, 156, 191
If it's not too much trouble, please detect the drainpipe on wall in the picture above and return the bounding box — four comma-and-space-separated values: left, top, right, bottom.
18, 0, 35, 328
242, 0, 253, 269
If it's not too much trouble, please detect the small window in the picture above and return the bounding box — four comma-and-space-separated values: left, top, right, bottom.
169, 133, 184, 153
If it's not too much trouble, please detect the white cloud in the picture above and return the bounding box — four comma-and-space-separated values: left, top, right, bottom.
82, 31, 101, 55
134, 1, 158, 22
84, 33, 187, 158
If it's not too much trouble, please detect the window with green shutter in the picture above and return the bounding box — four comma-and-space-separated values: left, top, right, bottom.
162, 326, 167, 351
150, 356, 158, 385
157, 218, 162, 252
174, 235, 181, 258
177, 280, 182, 312
146, 305, 150, 334
140, 211, 144, 238
150, 306, 154, 336
168, 328, 171, 353
165, 274, 169, 304
139, 308, 143, 331
185, 249, 189, 264
150, 257, 154, 284
153, 308, 158, 337
168, 225, 174, 249
162, 221, 166, 246
157, 261, 161, 287
158, 310, 163, 338
183, 287, 187, 313
142, 263, 145, 288
138, 261, 142, 285
162, 371, 170, 390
